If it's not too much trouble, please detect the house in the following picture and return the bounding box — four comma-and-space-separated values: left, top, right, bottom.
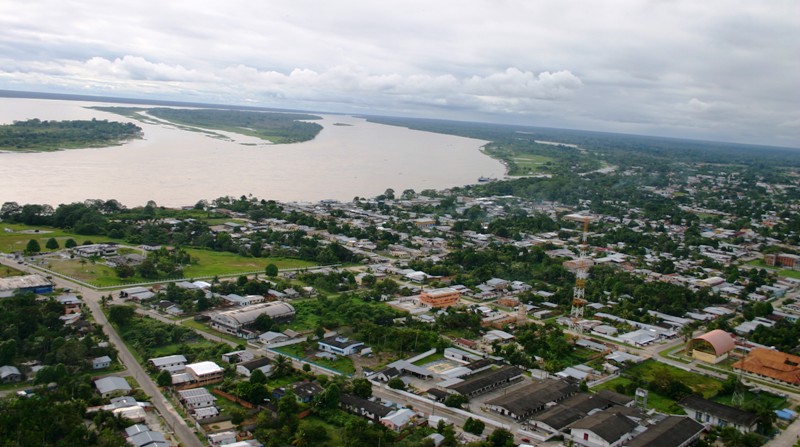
482, 329, 515, 344
185, 361, 224, 386
73, 243, 117, 258
624, 415, 705, 447
273, 381, 325, 403
688, 330, 736, 364
237, 357, 273, 377
210, 302, 296, 338
0, 274, 53, 297
318, 336, 365, 356
678, 395, 759, 433
56, 294, 82, 314
208, 431, 237, 447
177, 387, 217, 409
193, 406, 220, 420
95, 376, 132, 397
149, 354, 187, 372
381, 408, 416, 432
222, 350, 254, 364
339, 393, 393, 422
119, 286, 155, 301
92, 355, 112, 370
568, 411, 639, 447
0, 365, 22, 383
127, 429, 168, 447
258, 331, 289, 345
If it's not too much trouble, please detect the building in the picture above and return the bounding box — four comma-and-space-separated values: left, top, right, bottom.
339, 393, 393, 422
732, 347, 800, 386
678, 395, 758, 433
568, 411, 639, 447
318, 336, 365, 356
92, 356, 112, 369
418, 287, 461, 308
0, 365, 22, 383
486, 379, 578, 421
381, 408, 416, 432
446, 365, 524, 398
95, 376, 132, 397
208, 431, 237, 447
119, 286, 155, 301
0, 274, 53, 297
149, 354, 187, 372
73, 243, 117, 258
185, 361, 225, 386
237, 357, 273, 377
688, 330, 736, 364
765, 253, 800, 269
210, 302, 296, 338
624, 415, 705, 447
177, 387, 217, 409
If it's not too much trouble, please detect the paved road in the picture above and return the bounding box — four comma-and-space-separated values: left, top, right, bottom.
0, 257, 203, 447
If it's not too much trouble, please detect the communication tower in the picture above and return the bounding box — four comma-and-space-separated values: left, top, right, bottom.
569, 215, 593, 333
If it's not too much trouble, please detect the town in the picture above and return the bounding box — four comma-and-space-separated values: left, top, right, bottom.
1, 137, 800, 447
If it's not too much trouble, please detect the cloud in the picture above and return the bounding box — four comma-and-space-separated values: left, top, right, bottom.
0, 0, 798, 146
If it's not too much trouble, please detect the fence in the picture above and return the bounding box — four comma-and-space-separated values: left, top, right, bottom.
25, 262, 341, 291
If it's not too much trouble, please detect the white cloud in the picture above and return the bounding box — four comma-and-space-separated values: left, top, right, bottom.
0, 0, 798, 146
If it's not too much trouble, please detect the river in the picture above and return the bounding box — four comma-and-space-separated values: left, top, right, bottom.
0, 98, 505, 207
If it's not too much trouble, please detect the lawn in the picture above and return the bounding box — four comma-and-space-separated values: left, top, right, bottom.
746, 259, 800, 279
412, 351, 445, 366
0, 223, 124, 254
183, 249, 315, 277
274, 344, 355, 375
181, 319, 244, 345
628, 360, 724, 398
45, 257, 121, 286
0, 265, 25, 278
510, 154, 554, 174
592, 377, 685, 414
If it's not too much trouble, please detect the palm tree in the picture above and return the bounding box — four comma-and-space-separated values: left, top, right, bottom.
274, 354, 291, 377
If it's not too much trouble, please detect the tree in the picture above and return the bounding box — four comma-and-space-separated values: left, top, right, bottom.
351, 378, 373, 399
108, 305, 135, 326
45, 237, 59, 250
25, 239, 41, 254
265, 263, 279, 277
387, 378, 405, 390
64, 238, 77, 248
156, 369, 172, 387
278, 391, 300, 433
250, 368, 268, 385
252, 313, 274, 332
444, 393, 467, 408
230, 408, 246, 427
487, 428, 515, 447
463, 417, 484, 435
274, 354, 291, 377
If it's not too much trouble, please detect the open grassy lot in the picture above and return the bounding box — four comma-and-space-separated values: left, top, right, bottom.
630, 361, 724, 397
183, 249, 315, 277
0, 264, 26, 278
510, 154, 554, 174
181, 319, 244, 345
412, 351, 445, 366
274, 344, 355, 375
593, 377, 683, 414
746, 259, 800, 279
0, 223, 124, 254
45, 257, 120, 286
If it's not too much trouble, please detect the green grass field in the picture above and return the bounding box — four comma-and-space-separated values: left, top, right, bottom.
593, 377, 684, 413
509, 154, 554, 174
412, 351, 445, 366
746, 259, 800, 279
0, 265, 25, 278
0, 223, 125, 254
183, 249, 315, 277
274, 344, 355, 375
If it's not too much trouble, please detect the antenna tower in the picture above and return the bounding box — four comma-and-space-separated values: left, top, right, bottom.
569, 216, 592, 334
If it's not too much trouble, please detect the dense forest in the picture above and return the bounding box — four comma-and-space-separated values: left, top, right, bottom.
0, 118, 141, 151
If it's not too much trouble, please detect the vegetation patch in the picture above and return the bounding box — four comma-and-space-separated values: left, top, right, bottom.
0, 118, 141, 152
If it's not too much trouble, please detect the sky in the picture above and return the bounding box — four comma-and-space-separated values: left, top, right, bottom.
1, 1, 798, 147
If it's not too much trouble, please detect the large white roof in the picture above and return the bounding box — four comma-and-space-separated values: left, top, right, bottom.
187, 361, 223, 376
